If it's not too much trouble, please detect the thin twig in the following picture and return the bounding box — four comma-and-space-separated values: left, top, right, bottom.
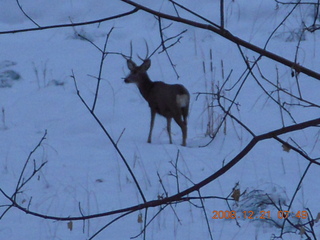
71, 72, 147, 203
92, 27, 114, 112
13, 130, 47, 200
0, 8, 138, 35
16, 0, 41, 27
157, 17, 181, 79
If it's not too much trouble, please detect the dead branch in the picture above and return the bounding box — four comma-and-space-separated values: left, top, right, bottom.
121, 0, 320, 81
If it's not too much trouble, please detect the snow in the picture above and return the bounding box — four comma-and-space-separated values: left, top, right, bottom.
0, 0, 319, 239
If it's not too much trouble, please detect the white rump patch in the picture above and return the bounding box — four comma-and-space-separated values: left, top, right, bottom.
176, 94, 189, 107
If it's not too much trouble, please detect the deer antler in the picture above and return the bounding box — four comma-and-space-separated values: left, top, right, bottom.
137, 40, 150, 62
130, 40, 133, 60
120, 41, 134, 61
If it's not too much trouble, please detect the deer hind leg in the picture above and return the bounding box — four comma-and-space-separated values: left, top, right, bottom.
181, 106, 188, 125
148, 109, 156, 143
166, 117, 172, 144
173, 115, 187, 146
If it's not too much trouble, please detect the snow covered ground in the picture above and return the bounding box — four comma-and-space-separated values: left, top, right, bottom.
0, 0, 319, 239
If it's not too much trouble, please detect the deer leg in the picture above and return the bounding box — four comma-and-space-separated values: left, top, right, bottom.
173, 116, 187, 146
166, 117, 172, 144
148, 109, 156, 143
182, 106, 188, 125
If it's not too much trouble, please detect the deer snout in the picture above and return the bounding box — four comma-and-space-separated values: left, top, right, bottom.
124, 77, 130, 83
124, 76, 136, 84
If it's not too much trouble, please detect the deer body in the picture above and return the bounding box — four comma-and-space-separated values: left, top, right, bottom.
125, 59, 190, 146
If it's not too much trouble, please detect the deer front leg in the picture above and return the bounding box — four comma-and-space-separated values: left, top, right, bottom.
148, 109, 156, 143
166, 117, 172, 144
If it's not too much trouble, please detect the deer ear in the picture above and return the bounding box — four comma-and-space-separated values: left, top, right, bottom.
141, 59, 151, 71
127, 59, 137, 70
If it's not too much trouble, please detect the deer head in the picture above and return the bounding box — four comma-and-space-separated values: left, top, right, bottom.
124, 59, 151, 85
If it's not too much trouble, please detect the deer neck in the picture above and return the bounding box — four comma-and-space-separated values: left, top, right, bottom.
137, 74, 154, 100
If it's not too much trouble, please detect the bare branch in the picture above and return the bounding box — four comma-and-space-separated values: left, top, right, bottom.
71, 72, 147, 203
121, 0, 320, 81
92, 27, 114, 112
16, 0, 41, 27
0, 8, 138, 35
13, 130, 47, 200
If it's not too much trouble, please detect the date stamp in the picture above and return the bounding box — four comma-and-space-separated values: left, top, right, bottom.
212, 210, 308, 220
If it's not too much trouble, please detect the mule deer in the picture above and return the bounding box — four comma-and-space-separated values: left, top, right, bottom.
124, 58, 190, 146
